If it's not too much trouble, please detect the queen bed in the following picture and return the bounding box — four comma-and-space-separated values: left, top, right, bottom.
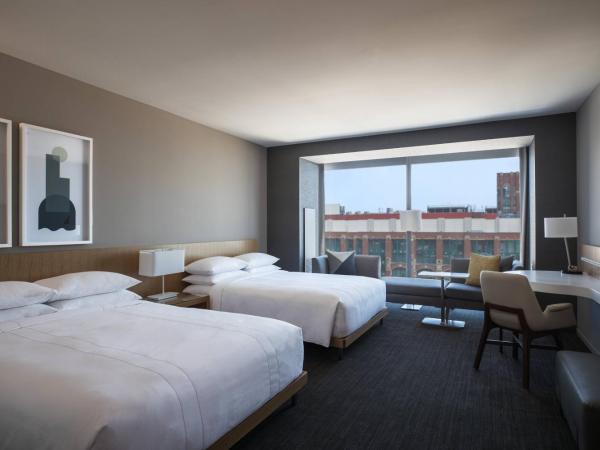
204, 270, 388, 355
0, 298, 306, 450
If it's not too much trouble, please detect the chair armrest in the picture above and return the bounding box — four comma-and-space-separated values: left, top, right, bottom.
355, 255, 381, 279
545, 303, 573, 313
311, 256, 328, 274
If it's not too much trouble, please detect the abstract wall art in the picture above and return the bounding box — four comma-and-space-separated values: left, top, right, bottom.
20, 124, 93, 246
0, 118, 11, 248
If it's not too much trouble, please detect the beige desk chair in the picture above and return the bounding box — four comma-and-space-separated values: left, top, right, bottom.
474, 271, 576, 389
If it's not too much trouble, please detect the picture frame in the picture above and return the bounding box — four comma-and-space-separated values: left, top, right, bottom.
20, 124, 93, 246
0, 118, 11, 248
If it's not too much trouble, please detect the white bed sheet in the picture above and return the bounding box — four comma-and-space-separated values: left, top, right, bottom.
0, 301, 303, 450
210, 271, 386, 347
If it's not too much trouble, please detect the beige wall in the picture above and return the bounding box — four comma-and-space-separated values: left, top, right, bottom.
0, 52, 266, 252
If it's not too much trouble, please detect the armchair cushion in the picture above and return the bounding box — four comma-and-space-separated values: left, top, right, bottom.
465, 253, 501, 286
311, 255, 380, 278
444, 282, 483, 303
383, 277, 441, 297
325, 250, 356, 275
451, 255, 517, 284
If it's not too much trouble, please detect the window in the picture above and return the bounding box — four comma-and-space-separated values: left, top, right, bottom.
416, 239, 436, 264
392, 239, 406, 262
368, 239, 386, 272
345, 239, 354, 252
501, 240, 520, 260
443, 240, 464, 264
471, 240, 494, 255
323, 149, 522, 277
325, 238, 340, 251
392, 267, 406, 277
355, 238, 363, 255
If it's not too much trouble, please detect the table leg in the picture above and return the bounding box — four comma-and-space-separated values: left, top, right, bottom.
421, 277, 465, 329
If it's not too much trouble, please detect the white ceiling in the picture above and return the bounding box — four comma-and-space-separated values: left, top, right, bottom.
0, 0, 599, 147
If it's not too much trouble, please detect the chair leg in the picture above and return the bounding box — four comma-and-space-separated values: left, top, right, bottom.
512, 332, 519, 360
474, 318, 491, 370
522, 333, 530, 390
499, 328, 503, 354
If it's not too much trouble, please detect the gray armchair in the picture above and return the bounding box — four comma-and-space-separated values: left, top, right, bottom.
311, 255, 381, 279
445, 257, 524, 310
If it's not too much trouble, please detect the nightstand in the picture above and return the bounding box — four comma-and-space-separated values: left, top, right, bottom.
147, 293, 209, 309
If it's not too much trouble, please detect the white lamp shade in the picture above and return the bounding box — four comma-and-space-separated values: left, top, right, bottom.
139, 248, 185, 277
400, 210, 422, 232
544, 217, 578, 238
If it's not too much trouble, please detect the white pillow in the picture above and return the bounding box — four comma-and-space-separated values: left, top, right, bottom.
0, 304, 57, 322
183, 284, 212, 296
185, 256, 247, 275
35, 271, 140, 301
183, 271, 249, 286
246, 265, 281, 274
50, 290, 141, 311
237, 253, 279, 269
0, 281, 57, 310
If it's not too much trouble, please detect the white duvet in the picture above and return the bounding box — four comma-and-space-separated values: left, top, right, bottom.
210, 271, 386, 347
0, 301, 303, 450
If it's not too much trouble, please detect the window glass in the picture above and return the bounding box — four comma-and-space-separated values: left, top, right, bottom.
501, 240, 520, 260
325, 238, 340, 252
323, 153, 521, 276
443, 240, 464, 264
416, 239, 436, 264
392, 239, 406, 262
471, 240, 494, 255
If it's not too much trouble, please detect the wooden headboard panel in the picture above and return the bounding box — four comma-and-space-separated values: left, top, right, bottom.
581, 244, 600, 279
0, 239, 258, 297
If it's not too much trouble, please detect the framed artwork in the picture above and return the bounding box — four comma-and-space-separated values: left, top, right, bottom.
0, 118, 11, 248
20, 124, 93, 246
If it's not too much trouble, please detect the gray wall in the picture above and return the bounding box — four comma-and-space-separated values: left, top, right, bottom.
298, 159, 320, 270
0, 52, 267, 252
576, 84, 600, 353
268, 114, 576, 271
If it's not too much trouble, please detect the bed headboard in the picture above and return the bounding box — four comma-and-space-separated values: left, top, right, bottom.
0, 239, 258, 297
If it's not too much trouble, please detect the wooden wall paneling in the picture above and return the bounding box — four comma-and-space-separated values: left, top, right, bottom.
0, 239, 257, 297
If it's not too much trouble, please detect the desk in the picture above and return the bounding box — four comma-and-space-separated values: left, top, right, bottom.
509, 270, 600, 304
418, 271, 469, 329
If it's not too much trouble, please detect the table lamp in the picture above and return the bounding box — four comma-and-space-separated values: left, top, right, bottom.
400, 210, 423, 310
544, 215, 581, 274
139, 248, 185, 300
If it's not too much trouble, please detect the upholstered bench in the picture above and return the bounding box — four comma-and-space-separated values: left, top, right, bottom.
555, 351, 600, 450
382, 276, 442, 307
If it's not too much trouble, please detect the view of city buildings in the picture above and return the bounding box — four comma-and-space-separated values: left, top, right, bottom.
324, 172, 521, 277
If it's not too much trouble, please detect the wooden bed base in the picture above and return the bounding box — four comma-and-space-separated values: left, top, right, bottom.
330, 308, 389, 358
208, 371, 308, 449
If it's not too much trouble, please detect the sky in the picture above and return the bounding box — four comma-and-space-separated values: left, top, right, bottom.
324, 156, 520, 213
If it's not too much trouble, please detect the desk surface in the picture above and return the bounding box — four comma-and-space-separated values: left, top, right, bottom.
509, 270, 600, 304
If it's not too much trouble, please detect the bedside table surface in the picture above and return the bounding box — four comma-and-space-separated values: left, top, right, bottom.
147, 293, 209, 308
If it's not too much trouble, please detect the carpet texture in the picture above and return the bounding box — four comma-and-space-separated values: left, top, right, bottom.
235, 304, 587, 450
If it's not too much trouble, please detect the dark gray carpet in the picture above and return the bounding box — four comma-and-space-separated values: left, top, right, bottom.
235, 303, 587, 450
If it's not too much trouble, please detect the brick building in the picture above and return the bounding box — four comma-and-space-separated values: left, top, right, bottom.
324, 173, 521, 276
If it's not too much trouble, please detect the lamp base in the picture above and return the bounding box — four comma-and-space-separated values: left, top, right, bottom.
147, 291, 179, 301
